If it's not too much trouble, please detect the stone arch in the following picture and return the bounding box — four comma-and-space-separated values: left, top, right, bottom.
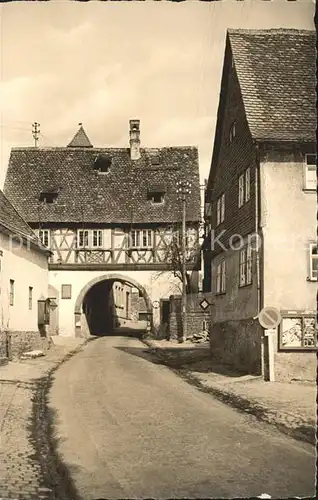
74, 273, 153, 336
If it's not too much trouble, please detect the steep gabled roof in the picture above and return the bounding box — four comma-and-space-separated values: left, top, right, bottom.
0, 189, 49, 253
228, 28, 316, 142
4, 146, 200, 225
67, 124, 93, 148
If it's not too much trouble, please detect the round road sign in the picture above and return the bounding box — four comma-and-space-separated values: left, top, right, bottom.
152, 300, 160, 309
258, 307, 281, 329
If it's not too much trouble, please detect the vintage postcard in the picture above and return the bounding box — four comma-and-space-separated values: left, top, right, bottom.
0, 1, 316, 499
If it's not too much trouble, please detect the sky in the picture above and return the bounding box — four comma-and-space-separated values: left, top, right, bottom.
0, 0, 315, 188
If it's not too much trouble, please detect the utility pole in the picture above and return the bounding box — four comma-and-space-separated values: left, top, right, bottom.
32, 122, 40, 147
176, 180, 192, 343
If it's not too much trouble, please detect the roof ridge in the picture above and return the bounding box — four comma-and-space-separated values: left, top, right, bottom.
228, 28, 315, 36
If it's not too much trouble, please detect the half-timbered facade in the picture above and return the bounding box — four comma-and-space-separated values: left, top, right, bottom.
4, 120, 201, 336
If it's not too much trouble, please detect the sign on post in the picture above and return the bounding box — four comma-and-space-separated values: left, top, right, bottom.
258, 307, 281, 329
199, 298, 211, 311
257, 307, 281, 383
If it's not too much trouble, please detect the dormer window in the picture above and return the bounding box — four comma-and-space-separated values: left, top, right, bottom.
39, 191, 58, 203
151, 155, 160, 165
147, 190, 165, 204
94, 154, 112, 174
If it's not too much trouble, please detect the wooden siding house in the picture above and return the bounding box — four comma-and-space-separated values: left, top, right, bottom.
4, 120, 201, 337
203, 29, 317, 381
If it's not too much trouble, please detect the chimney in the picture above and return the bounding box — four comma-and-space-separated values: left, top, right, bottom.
129, 119, 141, 160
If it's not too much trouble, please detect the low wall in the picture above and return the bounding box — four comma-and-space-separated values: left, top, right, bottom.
8, 330, 50, 359
272, 329, 317, 382
209, 318, 262, 375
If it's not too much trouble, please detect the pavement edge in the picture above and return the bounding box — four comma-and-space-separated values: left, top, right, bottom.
142, 337, 316, 447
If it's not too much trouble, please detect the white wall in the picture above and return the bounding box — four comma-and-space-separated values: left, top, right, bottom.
260, 156, 316, 311
0, 232, 49, 331
49, 269, 181, 336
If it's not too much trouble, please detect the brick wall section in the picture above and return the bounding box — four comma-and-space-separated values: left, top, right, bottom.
204, 41, 258, 288
209, 319, 262, 375
8, 330, 50, 359
168, 293, 214, 340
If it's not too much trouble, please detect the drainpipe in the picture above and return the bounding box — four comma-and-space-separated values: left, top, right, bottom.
254, 142, 265, 378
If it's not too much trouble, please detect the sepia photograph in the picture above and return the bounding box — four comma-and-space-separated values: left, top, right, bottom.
0, 0, 316, 499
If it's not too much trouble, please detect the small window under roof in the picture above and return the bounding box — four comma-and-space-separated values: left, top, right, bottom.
94, 154, 112, 173
39, 190, 58, 204
147, 185, 166, 204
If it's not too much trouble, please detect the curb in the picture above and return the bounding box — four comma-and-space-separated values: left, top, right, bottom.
143, 339, 316, 447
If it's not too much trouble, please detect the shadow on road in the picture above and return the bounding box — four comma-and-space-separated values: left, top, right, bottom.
114, 342, 249, 377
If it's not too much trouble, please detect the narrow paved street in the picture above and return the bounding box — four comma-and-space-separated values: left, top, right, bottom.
49, 336, 316, 500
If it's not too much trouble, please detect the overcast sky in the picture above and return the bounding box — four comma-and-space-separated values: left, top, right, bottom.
0, 0, 314, 187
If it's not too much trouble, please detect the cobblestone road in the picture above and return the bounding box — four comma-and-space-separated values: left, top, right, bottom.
0, 338, 85, 500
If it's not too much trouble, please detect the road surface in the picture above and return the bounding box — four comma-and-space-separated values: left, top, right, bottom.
49, 336, 316, 499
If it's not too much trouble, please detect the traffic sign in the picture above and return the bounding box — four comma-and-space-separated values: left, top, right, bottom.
199, 298, 210, 311
258, 307, 281, 329
152, 300, 160, 309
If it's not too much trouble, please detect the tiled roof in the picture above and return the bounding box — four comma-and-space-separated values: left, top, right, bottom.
228, 29, 316, 142
0, 189, 46, 250
67, 125, 93, 148
4, 146, 200, 225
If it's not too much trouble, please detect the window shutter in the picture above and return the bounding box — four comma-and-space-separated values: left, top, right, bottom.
238, 175, 244, 207
239, 249, 246, 286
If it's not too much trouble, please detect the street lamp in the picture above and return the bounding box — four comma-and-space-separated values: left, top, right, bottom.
176, 179, 192, 343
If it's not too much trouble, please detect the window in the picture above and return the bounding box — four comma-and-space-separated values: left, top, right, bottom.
229, 121, 236, 143
216, 194, 225, 225
239, 167, 251, 207
304, 154, 317, 191
77, 230, 89, 248
238, 174, 244, 208
94, 154, 112, 173
239, 244, 253, 287
216, 259, 226, 294
39, 229, 50, 248
245, 167, 250, 202
9, 279, 14, 306
61, 284, 72, 299
130, 229, 152, 248
147, 191, 165, 204
92, 230, 103, 248
151, 155, 160, 165
39, 191, 58, 203
28, 287, 33, 310
309, 244, 318, 280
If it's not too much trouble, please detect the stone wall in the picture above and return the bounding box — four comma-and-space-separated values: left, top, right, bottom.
8, 330, 50, 359
209, 318, 262, 375
0, 330, 8, 359
168, 293, 213, 340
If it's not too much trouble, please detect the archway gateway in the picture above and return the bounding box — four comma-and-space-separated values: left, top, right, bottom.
74, 273, 153, 337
